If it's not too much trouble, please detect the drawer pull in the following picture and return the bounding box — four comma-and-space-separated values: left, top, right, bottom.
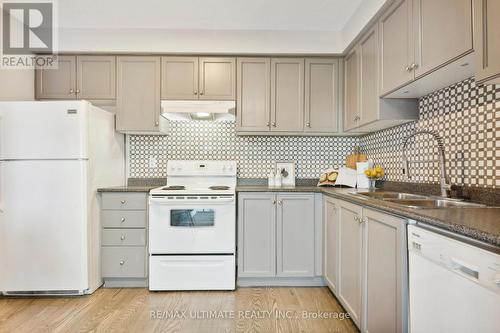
120, 235, 126, 241
119, 260, 125, 266
121, 217, 126, 223
120, 200, 126, 204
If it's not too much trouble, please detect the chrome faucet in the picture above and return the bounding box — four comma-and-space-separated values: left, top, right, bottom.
402, 130, 451, 197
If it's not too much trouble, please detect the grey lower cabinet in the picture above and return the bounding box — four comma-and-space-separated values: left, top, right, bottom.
237, 192, 319, 285
323, 196, 408, 332
100, 192, 148, 287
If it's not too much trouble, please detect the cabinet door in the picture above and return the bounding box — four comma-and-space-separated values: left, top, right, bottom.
199, 57, 235, 100
474, 0, 500, 84
276, 194, 315, 277
237, 194, 276, 278
304, 58, 338, 133
338, 200, 363, 327
271, 58, 305, 132
344, 48, 360, 131
161, 57, 199, 100
236, 58, 271, 132
116, 57, 161, 132
379, 0, 414, 95
363, 209, 407, 333
359, 26, 379, 126
414, 0, 473, 78
77, 56, 116, 100
323, 197, 339, 293
35, 55, 76, 99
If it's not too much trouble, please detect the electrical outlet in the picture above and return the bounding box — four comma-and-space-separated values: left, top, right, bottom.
149, 157, 157, 169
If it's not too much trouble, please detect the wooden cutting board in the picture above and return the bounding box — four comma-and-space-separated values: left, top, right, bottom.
346, 147, 367, 169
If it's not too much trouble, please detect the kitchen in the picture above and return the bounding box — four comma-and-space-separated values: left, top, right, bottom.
0, 0, 499, 332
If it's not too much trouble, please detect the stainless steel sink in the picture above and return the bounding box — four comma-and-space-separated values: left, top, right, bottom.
384, 198, 486, 209
356, 191, 428, 200
351, 191, 486, 209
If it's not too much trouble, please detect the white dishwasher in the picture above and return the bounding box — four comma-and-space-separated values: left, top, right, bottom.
408, 224, 500, 333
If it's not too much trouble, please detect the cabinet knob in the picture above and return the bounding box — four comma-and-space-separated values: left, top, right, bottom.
194, 91, 198, 95
155, 121, 159, 127
278, 200, 282, 205
76, 89, 80, 94
410, 63, 418, 70
272, 199, 276, 205
69, 89, 74, 94
200, 91, 204, 95
306, 122, 311, 128
272, 122, 277, 127
121, 217, 126, 223
119, 260, 125, 266
405, 66, 411, 72
120, 235, 126, 241
120, 200, 126, 204
266, 122, 270, 127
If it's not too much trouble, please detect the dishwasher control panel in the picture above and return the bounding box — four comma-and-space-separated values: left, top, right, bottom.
408, 224, 500, 294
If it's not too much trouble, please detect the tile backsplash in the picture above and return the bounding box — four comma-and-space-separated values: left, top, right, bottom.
361, 78, 499, 188
128, 77, 499, 188
128, 123, 359, 179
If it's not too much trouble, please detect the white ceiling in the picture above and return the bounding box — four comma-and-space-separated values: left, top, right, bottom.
56, 0, 389, 54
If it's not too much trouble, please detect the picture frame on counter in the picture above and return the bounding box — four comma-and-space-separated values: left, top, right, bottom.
275, 161, 296, 186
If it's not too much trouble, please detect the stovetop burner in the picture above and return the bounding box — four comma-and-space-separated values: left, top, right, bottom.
161, 186, 185, 190
209, 186, 230, 190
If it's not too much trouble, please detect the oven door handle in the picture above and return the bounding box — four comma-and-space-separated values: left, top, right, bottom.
149, 197, 235, 205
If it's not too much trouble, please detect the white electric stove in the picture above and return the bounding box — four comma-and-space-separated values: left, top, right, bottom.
148, 160, 237, 291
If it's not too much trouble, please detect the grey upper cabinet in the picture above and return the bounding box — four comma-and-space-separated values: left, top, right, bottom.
359, 26, 379, 126
344, 48, 360, 131
161, 57, 235, 100
36, 55, 77, 99
413, 0, 473, 78
77, 56, 116, 100
161, 57, 199, 100
199, 57, 236, 100
271, 58, 305, 132
337, 200, 363, 328
236, 58, 271, 132
363, 208, 407, 333
323, 196, 339, 293
237, 193, 276, 278
276, 194, 315, 277
474, 0, 500, 84
304, 58, 339, 133
116, 56, 161, 133
379, 0, 474, 95
36, 55, 116, 100
379, 0, 414, 96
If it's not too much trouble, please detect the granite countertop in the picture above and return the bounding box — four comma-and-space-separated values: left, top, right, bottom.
237, 185, 500, 248
97, 185, 157, 192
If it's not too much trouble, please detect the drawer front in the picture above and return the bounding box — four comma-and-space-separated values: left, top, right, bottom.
102, 229, 146, 246
101, 192, 147, 210
102, 247, 146, 278
102, 210, 147, 228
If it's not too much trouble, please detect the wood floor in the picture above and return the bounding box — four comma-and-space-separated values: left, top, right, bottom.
0, 287, 358, 333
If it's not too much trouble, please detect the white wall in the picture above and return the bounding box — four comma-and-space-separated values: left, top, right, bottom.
0, 69, 35, 101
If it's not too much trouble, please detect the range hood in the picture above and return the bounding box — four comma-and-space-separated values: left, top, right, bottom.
161, 100, 236, 122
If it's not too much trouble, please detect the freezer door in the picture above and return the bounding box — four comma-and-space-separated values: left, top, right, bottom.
0, 160, 89, 292
0, 101, 89, 160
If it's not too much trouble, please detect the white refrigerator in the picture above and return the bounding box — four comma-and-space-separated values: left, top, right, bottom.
0, 101, 125, 295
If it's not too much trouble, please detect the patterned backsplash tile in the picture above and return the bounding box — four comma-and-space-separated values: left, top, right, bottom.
361, 78, 499, 188
128, 77, 499, 188
128, 123, 359, 178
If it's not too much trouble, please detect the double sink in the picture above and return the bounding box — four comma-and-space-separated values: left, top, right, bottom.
352, 191, 486, 209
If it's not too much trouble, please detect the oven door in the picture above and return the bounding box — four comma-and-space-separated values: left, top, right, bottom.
148, 196, 235, 254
